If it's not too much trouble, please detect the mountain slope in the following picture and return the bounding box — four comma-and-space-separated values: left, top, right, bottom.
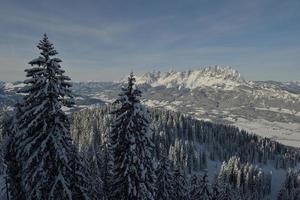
130, 67, 300, 147
1, 66, 300, 147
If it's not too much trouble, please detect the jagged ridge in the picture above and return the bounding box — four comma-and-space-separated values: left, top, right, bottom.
135, 66, 243, 90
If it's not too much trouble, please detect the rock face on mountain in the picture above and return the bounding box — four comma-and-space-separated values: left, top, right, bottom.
1, 66, 300, 147
135, 66, 243, 90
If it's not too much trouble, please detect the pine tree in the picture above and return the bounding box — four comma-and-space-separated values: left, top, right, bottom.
218, 183, 234, 200
82, 146, 104, 200
173, 167, 188, 200
199, 173, 211, 200
13, 34, 89, 199
82, 125, 104, 200
4, 110, 24, 200
211, 179, 221, 200
217, 156, 271, 199
102, 138, 113, 199
69, 145, 90, 200
189, 174, 202, 200
109, 72, 156, 200
155, 154, 174, 200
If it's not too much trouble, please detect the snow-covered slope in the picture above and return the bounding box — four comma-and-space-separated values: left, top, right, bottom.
131, 67, 300, 147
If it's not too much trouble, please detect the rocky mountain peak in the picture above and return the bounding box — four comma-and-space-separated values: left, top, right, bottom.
135, 66, 244, 90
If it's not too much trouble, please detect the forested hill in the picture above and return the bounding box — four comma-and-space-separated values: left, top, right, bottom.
70, 105, 300, 171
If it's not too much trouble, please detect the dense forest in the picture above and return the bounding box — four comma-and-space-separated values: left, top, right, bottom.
68, 102, 300, 199
70, 104, 300, 171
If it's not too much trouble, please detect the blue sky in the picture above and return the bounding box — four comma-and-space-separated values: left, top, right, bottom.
0, 0, 299, 81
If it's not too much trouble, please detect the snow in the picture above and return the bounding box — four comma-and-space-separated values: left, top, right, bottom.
91, 93, 114, 103
4, 82, 26, 92
255, 106, 299, 116
28, 57, 46, 65
143, 100, 178, 112
164, 105, 178, 112
234, 118, 300, 147
143, 99, 169, 107
134, 66, 243, 90
171, 100, 183, 106
75, 96, 84, 100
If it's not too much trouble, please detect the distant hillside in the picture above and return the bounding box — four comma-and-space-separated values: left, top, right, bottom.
1, 66, 300, 147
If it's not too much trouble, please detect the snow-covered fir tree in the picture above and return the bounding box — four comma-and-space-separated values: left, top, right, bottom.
109, 73, 156, 200
10, 34, 90, 199
155, 152, 174, 200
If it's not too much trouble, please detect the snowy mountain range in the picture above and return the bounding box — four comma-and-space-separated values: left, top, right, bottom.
134, 66, 243, 90
1, 66, 300, 147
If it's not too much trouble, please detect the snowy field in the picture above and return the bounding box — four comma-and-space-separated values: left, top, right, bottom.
234, 118, 300, 147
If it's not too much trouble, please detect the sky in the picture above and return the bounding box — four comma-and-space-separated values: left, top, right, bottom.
0, 0, 299, 82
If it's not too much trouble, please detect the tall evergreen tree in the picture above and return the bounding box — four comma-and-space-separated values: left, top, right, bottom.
199, 173, 211, 200
102, 135, 113, 199
211, 179, 221, 200
155, 153, 174, 200
173, 167, 189, 200
12, 34, 89, 199
109, 73, 156, 200
82, 125, 104, 200
4, 109, 24, 200
82, 147, 104, 200
189, 174, 202, 200
218, 183, 234, 200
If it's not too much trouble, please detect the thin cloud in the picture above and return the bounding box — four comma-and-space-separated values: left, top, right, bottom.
0, 0, 299, 81
0, 13, 131, 44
